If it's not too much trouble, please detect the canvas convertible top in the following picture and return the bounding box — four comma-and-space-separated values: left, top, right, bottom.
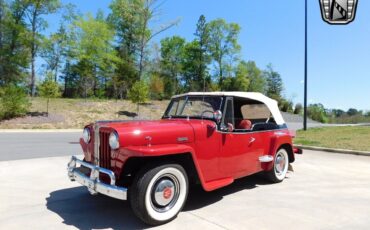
172, 92, 285, 125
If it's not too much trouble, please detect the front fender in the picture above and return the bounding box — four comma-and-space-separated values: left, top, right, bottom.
113, 144, 209, 191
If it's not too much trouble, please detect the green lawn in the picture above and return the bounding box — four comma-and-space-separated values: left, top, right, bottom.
295, 126, 370, 152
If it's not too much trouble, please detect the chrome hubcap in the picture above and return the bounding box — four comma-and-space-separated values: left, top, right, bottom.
151, 174, 180, 212
275, 152, 286, 175
153, 179, 175, 206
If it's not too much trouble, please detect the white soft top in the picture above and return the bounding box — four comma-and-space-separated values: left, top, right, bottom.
172, 91, 285, 125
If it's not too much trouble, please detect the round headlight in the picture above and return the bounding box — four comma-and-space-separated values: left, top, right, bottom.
83, 128, 91, 143
109, 131, 120, 149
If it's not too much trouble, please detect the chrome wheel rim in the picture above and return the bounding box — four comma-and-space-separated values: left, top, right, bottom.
274, 151, 286, 176
150, 174, 180, 213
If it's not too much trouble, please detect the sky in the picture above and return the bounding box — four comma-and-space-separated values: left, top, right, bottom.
43, 0, 370, 111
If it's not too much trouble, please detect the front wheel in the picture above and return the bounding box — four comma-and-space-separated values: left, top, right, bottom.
129, 164, 188, 226
265, 148, 289, 183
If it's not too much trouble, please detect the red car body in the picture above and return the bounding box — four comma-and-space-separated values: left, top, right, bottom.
80, 119, 295, 191
68, 92, 302, 225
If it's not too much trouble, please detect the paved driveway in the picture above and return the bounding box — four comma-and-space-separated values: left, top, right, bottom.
1, 150, 370, 229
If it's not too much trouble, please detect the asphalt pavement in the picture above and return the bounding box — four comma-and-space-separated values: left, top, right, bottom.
0, 132, 81, 161
0, 150, 370, 229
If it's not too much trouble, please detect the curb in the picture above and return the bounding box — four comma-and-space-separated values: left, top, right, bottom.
0, 129, 81, 133
294, 144, 370, 157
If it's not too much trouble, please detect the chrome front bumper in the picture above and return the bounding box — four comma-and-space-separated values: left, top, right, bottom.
67, 156, 127, 200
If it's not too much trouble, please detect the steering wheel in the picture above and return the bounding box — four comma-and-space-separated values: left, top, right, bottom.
201, 110, 215, 119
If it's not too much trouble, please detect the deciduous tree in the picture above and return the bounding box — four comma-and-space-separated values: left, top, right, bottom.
109, 0, 179, 86
245, 61, 265, 93
264, 64, 283, 100
160, 36, 185, 97
38, 72, 61, 116
41, 24, 67, 82
0, 0, 30, 86
207, 18, 240, 87
72, 13, 120, 98
234, 60, 250, 91
25, 0, 61, 96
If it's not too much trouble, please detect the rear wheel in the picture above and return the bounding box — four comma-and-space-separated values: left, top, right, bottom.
265, 148, 289, 183
129, 164, 188, 226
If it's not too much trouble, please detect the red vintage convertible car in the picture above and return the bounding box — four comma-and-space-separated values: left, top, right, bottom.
67, 92, 302, 225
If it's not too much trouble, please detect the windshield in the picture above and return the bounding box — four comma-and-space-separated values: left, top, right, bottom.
163, 96, 223, 120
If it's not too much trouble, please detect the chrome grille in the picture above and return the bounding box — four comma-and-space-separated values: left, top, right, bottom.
99, 130, 111, 169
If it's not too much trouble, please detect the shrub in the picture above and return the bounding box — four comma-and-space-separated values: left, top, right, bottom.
347, 108, 361, 116
294, 103, 303, 114
279, 98, 293, 113
0, 85, 30, 120
150, 74, 165, 100
307, 104, 328, 123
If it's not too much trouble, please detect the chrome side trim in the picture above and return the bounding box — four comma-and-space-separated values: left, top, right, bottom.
67, 156, 127, 200
177, 137, 188, 142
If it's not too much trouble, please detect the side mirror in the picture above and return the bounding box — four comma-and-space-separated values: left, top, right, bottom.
213, 110, 222, 124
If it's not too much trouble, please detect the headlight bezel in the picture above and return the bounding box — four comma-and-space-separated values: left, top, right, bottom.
109, 131, 120, 150
83, 127, 91, 143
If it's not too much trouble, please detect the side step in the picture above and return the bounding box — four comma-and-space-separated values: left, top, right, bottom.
259, 155, 274, 163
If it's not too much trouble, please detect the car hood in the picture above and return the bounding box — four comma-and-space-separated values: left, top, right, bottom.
99, 119, 196, 147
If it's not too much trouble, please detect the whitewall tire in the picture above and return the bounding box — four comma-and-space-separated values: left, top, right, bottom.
129, 164, 188, 226
265, 148, 289, 183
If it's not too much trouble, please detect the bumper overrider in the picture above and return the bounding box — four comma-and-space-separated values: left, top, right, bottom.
67, 156, 127, 200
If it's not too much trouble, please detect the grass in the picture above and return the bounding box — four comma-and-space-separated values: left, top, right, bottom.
295, 126, 370, 152
0, 98, 169, 129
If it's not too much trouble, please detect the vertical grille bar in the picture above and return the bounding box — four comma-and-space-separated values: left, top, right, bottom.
94, 124, 100, 166
99, 130, 111, 169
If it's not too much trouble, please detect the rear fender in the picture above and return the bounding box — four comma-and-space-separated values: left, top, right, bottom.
262, 132, 294, 171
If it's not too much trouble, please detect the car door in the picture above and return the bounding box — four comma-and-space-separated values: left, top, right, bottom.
218, 97, 263, 177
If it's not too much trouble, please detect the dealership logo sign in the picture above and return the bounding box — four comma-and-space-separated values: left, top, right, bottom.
319, 0, 358, 24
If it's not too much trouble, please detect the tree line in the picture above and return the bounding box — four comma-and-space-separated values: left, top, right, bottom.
1, 0, 368, 123
0, 0, 286, 99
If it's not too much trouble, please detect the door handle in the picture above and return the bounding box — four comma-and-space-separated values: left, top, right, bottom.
249, 137, 256, 144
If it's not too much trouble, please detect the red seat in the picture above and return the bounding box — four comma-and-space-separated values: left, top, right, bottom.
237, 119, 252, 130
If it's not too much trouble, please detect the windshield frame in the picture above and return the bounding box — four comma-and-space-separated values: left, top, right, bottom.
162, 95, 224, 121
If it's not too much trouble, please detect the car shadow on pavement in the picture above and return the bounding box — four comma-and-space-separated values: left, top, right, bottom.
46, 174, 271, 229
46, 187, 146, 230
185, 173, 271, 211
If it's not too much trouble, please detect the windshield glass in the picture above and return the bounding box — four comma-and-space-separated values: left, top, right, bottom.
163, 96, 222, 119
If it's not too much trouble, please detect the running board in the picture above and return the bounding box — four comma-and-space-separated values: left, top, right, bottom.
259, 155, 274, 163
